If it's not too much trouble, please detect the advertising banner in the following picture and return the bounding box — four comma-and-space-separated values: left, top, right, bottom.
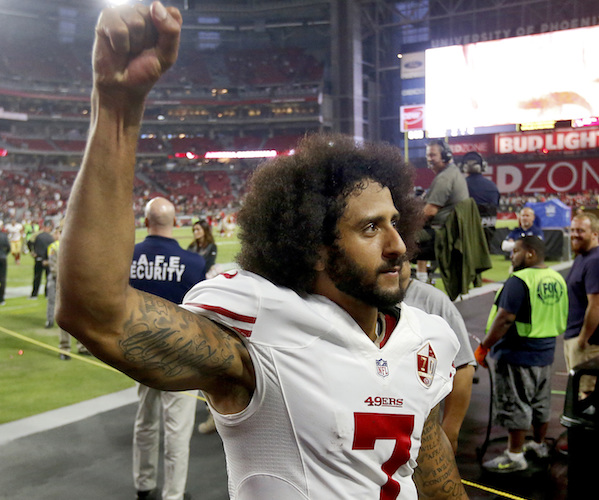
415, 157, 599, 194
400, 105, 425, 131
491, 158, 599, 194
400, 52, 425, 79
496, 128, 599, 154
448, 136, 495, 156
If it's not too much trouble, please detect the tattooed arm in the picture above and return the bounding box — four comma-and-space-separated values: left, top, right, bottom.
414, 404, 469, 499
56, 3, 254, 412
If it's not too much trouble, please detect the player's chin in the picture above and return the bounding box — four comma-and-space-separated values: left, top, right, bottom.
379, 288, 404, 308
376, 281, 403, 304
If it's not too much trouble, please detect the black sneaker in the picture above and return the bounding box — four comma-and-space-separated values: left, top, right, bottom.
59, 353, 71, 361
136, 489, 159, 500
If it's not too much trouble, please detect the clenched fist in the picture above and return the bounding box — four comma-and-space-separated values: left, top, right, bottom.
93, 1, 182, 99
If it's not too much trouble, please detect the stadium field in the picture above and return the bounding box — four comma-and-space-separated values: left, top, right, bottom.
1, 220, 537, 423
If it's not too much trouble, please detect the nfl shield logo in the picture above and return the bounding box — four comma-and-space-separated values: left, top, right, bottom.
376, 358, 389, 378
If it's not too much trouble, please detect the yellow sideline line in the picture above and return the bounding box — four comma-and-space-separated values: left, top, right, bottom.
0, 325, 205, 401
0, 325, 536, 498
462, 479, 531, 500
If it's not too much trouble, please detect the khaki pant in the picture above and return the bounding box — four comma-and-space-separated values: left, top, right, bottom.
133, 384, 198, 500
564, 337, 599, 394
10, 240, 22, 256
49, 273, 87, 354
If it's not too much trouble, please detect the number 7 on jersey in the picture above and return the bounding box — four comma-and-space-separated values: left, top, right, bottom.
353, 412, 415, 500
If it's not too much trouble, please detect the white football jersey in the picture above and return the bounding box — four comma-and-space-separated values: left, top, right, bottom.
182, 270, 458, 500
6, 222, 23, 242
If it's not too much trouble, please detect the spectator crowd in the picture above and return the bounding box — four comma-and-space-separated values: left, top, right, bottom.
2, 160, 598, 231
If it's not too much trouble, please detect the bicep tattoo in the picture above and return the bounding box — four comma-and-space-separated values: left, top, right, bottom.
119, 292, 237, 380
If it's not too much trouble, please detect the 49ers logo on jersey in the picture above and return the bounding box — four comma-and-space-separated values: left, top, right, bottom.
416, 343, 437, 388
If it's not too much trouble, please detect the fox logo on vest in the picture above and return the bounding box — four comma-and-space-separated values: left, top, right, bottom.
416, 343, 437, 388
536, 277, 564, 305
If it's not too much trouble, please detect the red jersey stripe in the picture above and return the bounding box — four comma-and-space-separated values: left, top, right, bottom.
378, 313, 399, 349
184, 302, 257, 324
233, 327, 253, 338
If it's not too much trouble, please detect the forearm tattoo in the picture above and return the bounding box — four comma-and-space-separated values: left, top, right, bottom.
414, 408, 468, 499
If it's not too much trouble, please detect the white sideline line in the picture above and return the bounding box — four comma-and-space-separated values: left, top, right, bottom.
0, 387, 138, 446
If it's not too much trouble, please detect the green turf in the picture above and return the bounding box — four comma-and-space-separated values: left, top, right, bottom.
0, 296, 136, 424
4, 252, 35, 289
1, 228, 241, 424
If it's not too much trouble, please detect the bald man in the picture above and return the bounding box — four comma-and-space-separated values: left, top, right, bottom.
130, 197, 206, 500
501, 207, 544, 254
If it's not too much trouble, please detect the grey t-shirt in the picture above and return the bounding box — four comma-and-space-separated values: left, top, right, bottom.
403, 279, 476, 368
425, 163, 469, 226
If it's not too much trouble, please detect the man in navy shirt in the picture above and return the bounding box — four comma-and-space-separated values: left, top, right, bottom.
130, 197, 206, 500
563, 212, 599, 395
502, 207, 544, 255
462, 152, 500, 248
476, 236, 567, 473
462, 152, 500, 208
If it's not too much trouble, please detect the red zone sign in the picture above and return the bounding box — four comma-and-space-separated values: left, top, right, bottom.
415, 158, 599, 194
490, 158, 599, 194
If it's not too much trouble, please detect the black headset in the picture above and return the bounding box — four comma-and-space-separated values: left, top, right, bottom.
428, 139, 453, 163
461, 151, 488, 172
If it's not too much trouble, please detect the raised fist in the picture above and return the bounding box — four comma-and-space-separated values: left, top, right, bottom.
93, 1, 182, 98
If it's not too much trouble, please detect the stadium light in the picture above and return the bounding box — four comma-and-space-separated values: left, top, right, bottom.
107, 0, 140, 6
204, 150, 278, 159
